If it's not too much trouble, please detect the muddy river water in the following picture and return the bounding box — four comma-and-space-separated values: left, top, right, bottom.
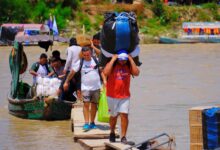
0, 44, 220, 150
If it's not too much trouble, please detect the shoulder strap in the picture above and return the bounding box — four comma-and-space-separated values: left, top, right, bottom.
79, 58, 84, 72
45, 64, 51, 73
92, 56, 103, 83
34, 62, 40, 72
92, 56, 99, 67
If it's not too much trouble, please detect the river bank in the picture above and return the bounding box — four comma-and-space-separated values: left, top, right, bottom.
1, 44, 220, 149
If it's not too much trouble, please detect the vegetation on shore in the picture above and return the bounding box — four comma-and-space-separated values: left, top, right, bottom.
1, 0, 220, 43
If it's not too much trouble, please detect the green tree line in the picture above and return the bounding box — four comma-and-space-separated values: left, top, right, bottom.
0, 0, 82, 29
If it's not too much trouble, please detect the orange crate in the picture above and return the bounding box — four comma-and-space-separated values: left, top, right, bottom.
190, 124, 203, 143
190, 143, 203, 150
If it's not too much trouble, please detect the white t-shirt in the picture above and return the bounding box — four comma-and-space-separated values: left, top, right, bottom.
75, 58, 101, 91
64, 45, 82, 71
33, 65, 48, 84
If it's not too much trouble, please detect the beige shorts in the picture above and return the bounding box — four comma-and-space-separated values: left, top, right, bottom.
82, 89, 100, 103
107, 96, 130, 117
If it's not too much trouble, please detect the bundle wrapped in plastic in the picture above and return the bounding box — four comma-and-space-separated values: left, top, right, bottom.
43, 78, 50, 86
100, 11, 141, 67
36, 77, 61, 97
101, 12, 139, 54
36, 76, 44, 85
36, 84, 43, 96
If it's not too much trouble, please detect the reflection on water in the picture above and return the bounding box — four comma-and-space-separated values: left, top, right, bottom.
1, 44, 220, 150
6, 118, 76, 150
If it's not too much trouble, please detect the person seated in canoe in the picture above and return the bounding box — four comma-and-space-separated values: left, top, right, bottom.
50, 57, 65, 79
51, 50, 66, 67
29, 53, 54, 85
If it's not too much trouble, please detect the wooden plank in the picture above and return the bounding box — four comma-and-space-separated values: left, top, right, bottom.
105, 140, 172, 150
72, 107, 119, 141
105, 142, 138, 150
72, 107, 85, 124
74, 122, 118, 140
78, 139, 109, 150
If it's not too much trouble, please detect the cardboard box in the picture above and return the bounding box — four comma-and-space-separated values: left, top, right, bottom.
190, 124, 203, 143
190, 143, 203, 150
189, 106, 214, 125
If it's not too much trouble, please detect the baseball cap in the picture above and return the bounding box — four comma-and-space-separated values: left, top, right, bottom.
117, 50, 128, 61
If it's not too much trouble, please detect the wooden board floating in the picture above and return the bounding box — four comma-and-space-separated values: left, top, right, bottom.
105, 141, 139, 150
78, 139, 109, 150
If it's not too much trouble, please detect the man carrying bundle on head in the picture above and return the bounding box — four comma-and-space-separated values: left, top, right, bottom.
103, 50, 140, 145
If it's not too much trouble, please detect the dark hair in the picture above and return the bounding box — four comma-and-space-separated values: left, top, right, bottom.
69, 37, 77, 46
40, 53, 47, 59
93, 32, 100, 40
82, 46, 91, 52
52, 50, 60, 58
50, 57, 61, 63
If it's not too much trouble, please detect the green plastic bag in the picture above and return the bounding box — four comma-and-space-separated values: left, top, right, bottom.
98, 88, 110, 123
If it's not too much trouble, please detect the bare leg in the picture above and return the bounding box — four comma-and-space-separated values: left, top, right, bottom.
90, 102, 97, 123
120, 113, 128, 137
83, 102, 90, 123
110, 116, 118, 133
77, 90, 82, 101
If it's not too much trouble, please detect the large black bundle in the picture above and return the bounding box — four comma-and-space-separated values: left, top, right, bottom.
101, 12, 139, 54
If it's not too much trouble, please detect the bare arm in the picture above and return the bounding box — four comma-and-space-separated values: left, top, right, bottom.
29, 70, 38, 76
91, 40, 101, 56
63, 70, 76, 91
128, 55, 140, 76
100, 69, 107, 86
64, 47, 73, 71
65, 70, 76, 83
47, 71, 55, 77
103, 55, 118, 77
93, 46, 101, 56
58, 74, 66, 79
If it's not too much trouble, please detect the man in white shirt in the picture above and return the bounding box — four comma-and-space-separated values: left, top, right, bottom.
60, 38, 82, 101
63, 38, 82, 74
65, 46, 103, 131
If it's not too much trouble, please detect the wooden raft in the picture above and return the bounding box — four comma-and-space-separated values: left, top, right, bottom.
72, 106, 116, 141
71, 105, 128, 150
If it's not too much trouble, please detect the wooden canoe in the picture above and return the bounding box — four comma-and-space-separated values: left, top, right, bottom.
8, 95, 73, 120
8, 41, 74, 120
